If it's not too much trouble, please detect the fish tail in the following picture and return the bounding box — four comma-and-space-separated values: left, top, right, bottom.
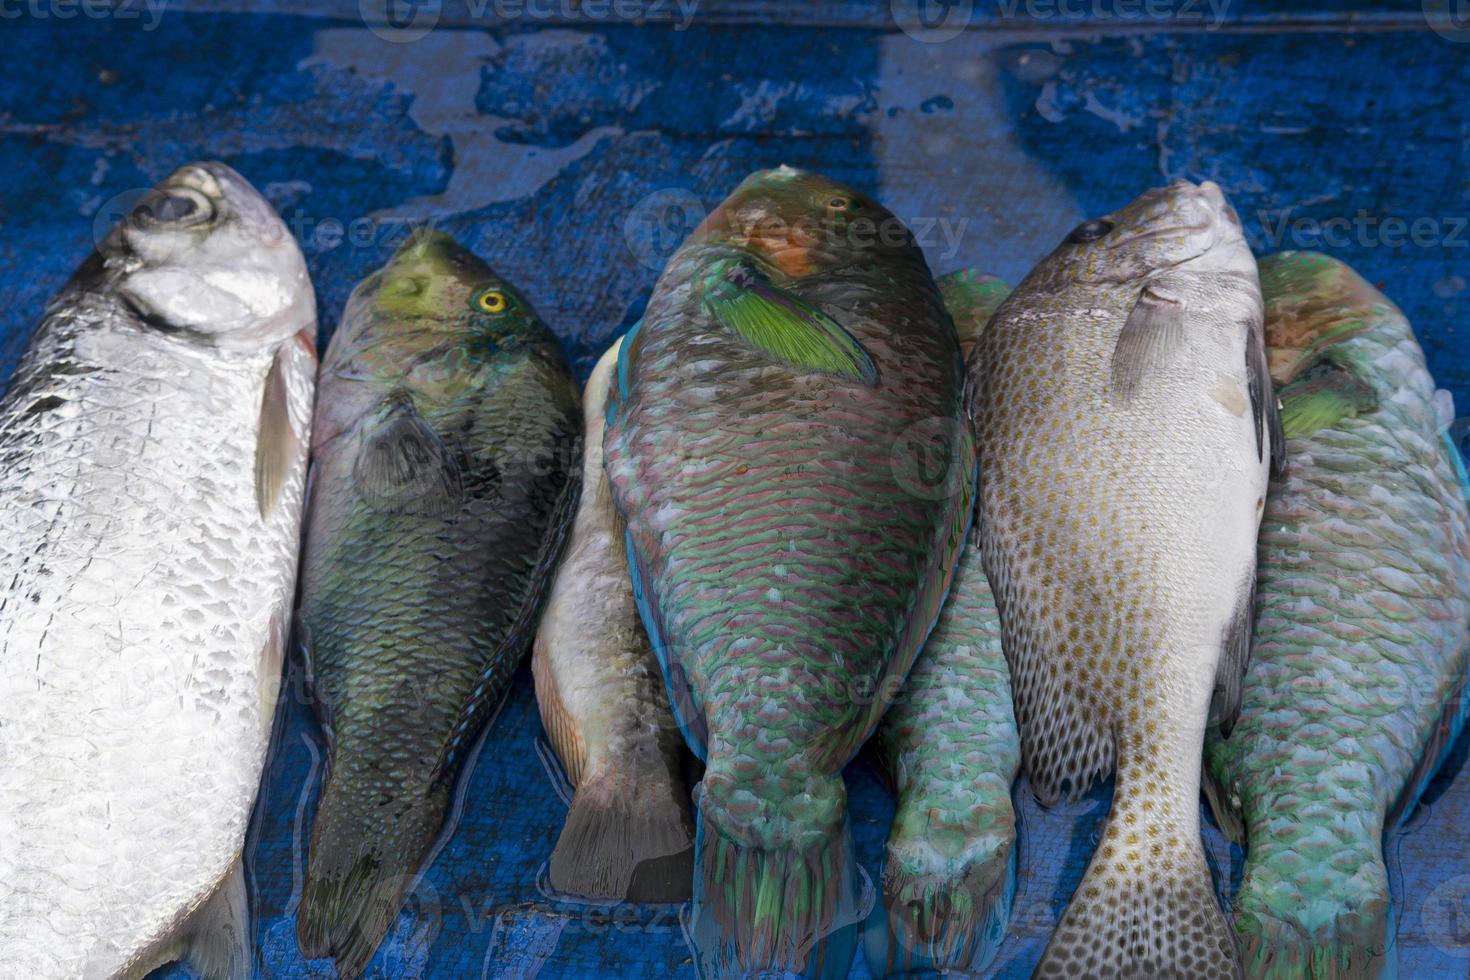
1233, 824, 1394, 979
864, 810, 1016, 976
1036, 755, 1240, 979
549, 764, 696, 903
687, 766, 862, 979
182, 858, 253, 980
297, 776, 447, 979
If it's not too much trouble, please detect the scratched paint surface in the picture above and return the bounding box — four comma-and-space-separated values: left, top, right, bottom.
1, 2, 1469, 977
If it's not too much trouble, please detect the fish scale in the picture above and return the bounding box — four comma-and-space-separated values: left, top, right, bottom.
0, 162, 317, 979
1204, 251, 1470, 980
605, 167, 971, 978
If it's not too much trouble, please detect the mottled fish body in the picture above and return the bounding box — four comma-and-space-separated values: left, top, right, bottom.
295, 232, 580, 978
604, 167, 973, 978
975, 181, 1281, 978
0, 162, 317, 979
533, 335, 695, 903
1204, 251, 1470, 979
865, 270, 1021, 977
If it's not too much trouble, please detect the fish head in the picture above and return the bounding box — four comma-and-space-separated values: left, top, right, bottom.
110, 162, 315, 349
1047, 180, 1254, 286
326, 231, 545, 404
690, 165, 908, 278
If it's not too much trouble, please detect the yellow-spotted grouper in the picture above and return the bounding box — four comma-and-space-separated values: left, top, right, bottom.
603, 166, 974, 978
1204, 251, 1470, 979
975, 181, 1283, 979
294, 232, 580, 978
864, 269, 1020, 978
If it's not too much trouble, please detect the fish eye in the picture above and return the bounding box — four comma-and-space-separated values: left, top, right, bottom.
132, 187, 215, 229
1068, 219, 1114, 243
473, 289, 509, 314
826, 196, 851, 211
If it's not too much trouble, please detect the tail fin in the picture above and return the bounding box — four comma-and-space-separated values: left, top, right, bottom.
297, 778, 447, 979
549, 767, 696, 903
687, 770, 862, 980
863, 823, 1016, 976
1035, 787, 1239, 979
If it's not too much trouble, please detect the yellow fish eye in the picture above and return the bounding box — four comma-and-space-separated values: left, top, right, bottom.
474, 289, 508, 314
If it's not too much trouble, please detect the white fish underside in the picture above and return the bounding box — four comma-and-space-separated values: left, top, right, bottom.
0, 303, 313, 978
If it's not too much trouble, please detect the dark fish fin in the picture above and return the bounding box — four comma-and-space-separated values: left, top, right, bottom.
298, 782, 445, 980
179, 858, 252, 980
1246, 320, 1287, 474
864, 820, 1016, 976
1201, 762, 1246, 845
625, 524, 709, 761
1278, 357, 1379, 440
352, 392, 465, 516
431, 439, 583, 784
936, 268, 1011, 354
549, 768, 695, 903
1386, 641, 1470, 831
1210, 574, 1256, 739
703, 262, 878, 384
688, 772, 862, 979
1110, 284, 1186, 403
254, 343, 302, 519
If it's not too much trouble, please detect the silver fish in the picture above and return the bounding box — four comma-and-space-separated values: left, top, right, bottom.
533, 335, 696, 904
974, 181, 1281, 978
0, 162, 317, 979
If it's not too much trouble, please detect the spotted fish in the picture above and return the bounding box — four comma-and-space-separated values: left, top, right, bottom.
1203, 251, 1470, 979
533, 335, 696, 904
294, 232, 580, 978
0, 162, 316, 979
974, 181, 1282, 978
865, 269, 1021, 977
604, 166, 973, 978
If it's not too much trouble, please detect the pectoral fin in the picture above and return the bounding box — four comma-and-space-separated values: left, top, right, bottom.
353, 393, 464, 515
1111, 285, 1186, 403
703, 262, 878, 384
1278, 358, 1377, 440
1248, 320, 1287, 473
254, 344, 302, 519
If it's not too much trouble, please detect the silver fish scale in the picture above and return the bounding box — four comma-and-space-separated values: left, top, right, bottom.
0, 295, 313, 978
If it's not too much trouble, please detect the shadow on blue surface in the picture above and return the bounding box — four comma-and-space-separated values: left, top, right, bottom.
1, 2, 1469, 977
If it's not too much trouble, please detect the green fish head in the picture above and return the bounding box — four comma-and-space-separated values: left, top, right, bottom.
1048, 179, 1253, 286
690, 165, 910, 278
327, 231, 549, 403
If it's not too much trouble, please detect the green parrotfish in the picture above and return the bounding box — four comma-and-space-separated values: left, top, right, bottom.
294, 231, 580, 978
603, 166, 974, 978
865, 269, 1021, 977
975, 181, 1283, 979
1204, 251, 1470, 979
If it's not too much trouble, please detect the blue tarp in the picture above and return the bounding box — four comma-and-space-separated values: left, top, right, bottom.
2, 2, 1468, 976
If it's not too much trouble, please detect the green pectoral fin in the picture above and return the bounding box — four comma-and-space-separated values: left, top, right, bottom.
1278, 358, 1378, 439
352, 393, 465, 515
703, 263, 878, 384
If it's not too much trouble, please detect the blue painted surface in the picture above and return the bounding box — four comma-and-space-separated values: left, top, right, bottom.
2, 2, 1470, 977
